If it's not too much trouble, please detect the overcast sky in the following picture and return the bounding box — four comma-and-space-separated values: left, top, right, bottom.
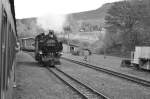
15, 0, 122, 19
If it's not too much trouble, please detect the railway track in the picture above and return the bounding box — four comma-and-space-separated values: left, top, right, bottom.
48, 67, 110, 99
62, 57, 150, 87
27, 52, 150, 87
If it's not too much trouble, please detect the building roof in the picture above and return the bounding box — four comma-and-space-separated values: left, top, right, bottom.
69, 43, 80, 47
20, 37, 35, 40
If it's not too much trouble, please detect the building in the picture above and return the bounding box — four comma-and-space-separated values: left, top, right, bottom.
63, 43, 91, 56
19, 37, 35, 51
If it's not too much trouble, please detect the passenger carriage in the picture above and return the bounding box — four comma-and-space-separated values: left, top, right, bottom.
0, 0, 18, 99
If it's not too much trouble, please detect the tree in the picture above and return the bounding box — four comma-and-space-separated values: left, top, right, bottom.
105, 0, 150, 51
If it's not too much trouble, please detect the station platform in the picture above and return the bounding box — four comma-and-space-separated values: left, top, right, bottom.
13, 51, 74, 99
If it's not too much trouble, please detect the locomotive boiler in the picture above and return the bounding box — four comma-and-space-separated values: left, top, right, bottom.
35, 30, 63, 67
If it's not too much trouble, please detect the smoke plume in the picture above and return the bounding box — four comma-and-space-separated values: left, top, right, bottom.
36, 14, 68, 34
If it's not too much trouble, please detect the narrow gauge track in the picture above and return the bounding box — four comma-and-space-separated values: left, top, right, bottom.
47, 67, 110, 99
62, 57, 150, 87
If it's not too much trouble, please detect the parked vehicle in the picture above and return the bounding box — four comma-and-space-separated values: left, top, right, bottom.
121, 46, 150, 70
131, 46, 150, 70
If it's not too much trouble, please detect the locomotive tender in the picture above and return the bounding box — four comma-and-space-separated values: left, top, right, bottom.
35, 31, 63, 67
0, 0, 18, 99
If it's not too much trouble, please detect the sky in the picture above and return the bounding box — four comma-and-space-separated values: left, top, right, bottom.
15, 0, 122, 19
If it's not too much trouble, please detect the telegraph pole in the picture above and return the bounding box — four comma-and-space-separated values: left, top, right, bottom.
67, 31, 70, 53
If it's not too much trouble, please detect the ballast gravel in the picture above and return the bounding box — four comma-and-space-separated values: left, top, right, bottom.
58, 59, 150, 99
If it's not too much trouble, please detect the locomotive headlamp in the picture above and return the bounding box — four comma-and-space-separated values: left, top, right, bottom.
39, 51, 43, 54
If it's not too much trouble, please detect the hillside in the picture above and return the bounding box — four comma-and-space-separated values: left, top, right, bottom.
17, 18, 44, 38
16, 3, 113, 38
71, 3, 112, 25
72, 3, 112, 20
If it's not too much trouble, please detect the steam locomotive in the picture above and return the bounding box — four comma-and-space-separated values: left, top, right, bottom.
35, 30, 63, 67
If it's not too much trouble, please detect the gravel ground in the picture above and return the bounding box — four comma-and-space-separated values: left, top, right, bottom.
13, 52, 81, 99
62, 54, 150, 81
57, 59, 150, 99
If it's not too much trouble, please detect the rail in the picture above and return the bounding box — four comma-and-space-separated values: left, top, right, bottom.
62, 57, 150, 87
48, 67, 110, 99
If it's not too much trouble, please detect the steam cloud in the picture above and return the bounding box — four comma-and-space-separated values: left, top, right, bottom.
36, 14, 68, 34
